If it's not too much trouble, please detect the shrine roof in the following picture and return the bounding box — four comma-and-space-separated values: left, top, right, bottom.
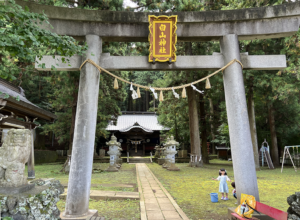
0, 79, 57, 121
106, 112, 168, 132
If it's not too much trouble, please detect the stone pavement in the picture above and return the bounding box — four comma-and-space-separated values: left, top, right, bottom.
136, 163, 189, 220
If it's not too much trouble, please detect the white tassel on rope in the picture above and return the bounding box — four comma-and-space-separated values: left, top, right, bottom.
191, 84, 204, 94
172, 87, 179, 99
130, 83, 138, 99
149, 86, 158, 99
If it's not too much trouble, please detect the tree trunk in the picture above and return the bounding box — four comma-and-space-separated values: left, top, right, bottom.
146, 90, 149, 111
153, 94, 155, 109
268, 103, 280, 166
187, 87, 202, 167
127, 93, 131, 111
133, 100, 136, 111
68, 77, 79, 155
174, 113, 179, 142
247, 78, 260, 171
208, 98, 216, 155
199, 94, 209, 164
129, 97, 133, 111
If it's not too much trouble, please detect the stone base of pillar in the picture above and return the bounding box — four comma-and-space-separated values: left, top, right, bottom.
64, 164, 70, 174
60, 209, 98, 220
188, 161, 203, 167
167, 163, 180, 171
158, 158, 165, 165
163, 162, 170, 168
106, 165, 119, 172
27, 170, 35, 180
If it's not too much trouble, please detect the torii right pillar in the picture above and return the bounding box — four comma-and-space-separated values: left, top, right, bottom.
220, 34, 259, 201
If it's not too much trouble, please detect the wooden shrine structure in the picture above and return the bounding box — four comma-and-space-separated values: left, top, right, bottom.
106, 111, 167, 156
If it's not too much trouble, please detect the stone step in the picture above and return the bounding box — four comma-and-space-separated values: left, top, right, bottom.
60, 189, 139, 201
87, 217, 105, 220
62, 183, 136, 188
128, 158, 152, 163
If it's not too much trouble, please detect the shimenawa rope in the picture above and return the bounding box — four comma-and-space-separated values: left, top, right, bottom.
79, 58, 243, 92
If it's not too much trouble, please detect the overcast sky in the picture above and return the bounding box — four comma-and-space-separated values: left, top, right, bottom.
123, 0, 138, 9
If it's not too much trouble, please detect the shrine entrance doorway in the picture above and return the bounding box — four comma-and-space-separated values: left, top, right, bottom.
107, 111, 164, 156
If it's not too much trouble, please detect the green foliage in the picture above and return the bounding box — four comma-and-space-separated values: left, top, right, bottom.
211, 123, 230, 146
0, 0, 87, 80
128, 0, 226, 12
2, 217, 14, 220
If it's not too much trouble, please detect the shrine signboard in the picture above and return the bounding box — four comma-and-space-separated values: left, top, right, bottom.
148, 15, 177, 62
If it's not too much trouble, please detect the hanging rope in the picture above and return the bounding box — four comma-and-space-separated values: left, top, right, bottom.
79, 58, 243, 91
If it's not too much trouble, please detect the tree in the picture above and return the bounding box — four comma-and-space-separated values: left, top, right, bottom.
0, 0, 86, 80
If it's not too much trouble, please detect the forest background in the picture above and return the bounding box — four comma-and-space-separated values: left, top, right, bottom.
1, 0, 300, 167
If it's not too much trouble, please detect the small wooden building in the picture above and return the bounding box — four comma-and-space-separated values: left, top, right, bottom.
0, 78, 57, 178
0, 78, 56, 131
216, 146, 231, 160
106, 111, 168, 156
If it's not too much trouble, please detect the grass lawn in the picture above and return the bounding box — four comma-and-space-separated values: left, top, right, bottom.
147, 159, 299, 220
26, 163, 141, 219
28, 163, 137, 188
56, 199, 140, 220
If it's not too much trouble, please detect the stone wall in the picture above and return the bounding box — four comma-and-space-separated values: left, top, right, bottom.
0, 179, 64, 220
288, 192, 300, 220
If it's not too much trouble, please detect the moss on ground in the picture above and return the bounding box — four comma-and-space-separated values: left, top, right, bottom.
147, 160, 299, 220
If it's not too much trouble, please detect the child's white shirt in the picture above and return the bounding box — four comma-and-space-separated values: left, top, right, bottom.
216, 175, 231, 181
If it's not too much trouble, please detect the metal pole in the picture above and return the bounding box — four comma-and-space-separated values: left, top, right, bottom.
220, 34, 259, 201
281, 147, 287, 173
286, 147, 297, 172
63, 35, 101, 218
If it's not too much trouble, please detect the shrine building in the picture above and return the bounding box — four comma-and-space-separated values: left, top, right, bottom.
0, 78, 56, 131
106, 111, 168, 156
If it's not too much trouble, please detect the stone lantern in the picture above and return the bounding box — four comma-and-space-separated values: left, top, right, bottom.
164, 136, 180, 171
162, 139, 170, 168
106, 135, 121, 172
155, 145, 165, 165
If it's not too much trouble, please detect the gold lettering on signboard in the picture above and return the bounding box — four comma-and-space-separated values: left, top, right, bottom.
159, 39, 166, 47
159, 47, 166, 53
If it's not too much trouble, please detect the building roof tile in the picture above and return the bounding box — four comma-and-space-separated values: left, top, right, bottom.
106, 113, 168, 132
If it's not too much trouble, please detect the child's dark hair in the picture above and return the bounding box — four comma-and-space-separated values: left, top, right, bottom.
219, 168, 227, 176
231, 182, 235, 188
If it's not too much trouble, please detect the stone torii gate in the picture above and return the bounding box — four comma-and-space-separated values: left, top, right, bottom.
17, 0, 300, 218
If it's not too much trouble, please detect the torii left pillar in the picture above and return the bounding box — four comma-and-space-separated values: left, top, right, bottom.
62, 35, 101, 219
